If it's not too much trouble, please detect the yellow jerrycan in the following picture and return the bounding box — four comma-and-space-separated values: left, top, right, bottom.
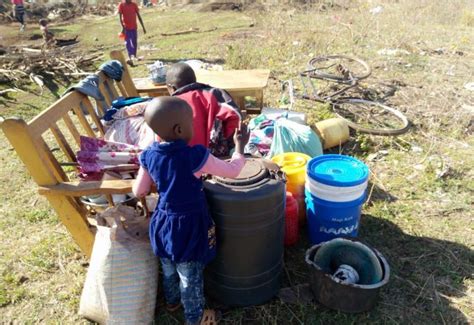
271, 152, 311, 224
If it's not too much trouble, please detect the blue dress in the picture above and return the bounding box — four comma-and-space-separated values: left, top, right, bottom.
139, 140, 216, 264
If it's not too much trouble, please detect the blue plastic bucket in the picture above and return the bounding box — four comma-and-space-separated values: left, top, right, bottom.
305, 155, 369, 244
306, 189, 366, 244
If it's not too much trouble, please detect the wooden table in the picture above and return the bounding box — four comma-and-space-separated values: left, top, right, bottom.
133, 69, 271, 113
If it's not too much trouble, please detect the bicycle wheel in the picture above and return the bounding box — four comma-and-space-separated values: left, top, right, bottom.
331, 98, 410, 136
307, 55, 372, 83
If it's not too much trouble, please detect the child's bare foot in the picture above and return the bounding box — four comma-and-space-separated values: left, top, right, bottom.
185, 309, 221, 325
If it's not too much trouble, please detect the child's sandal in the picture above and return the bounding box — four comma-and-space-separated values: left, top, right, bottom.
165, 302, 181, 312
199, 309, 221, 325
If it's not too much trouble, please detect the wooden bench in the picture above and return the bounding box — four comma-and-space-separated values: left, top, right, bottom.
0, 50, 148, 257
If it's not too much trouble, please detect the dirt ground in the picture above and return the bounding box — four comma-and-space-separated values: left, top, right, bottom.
1, 0, 473, 324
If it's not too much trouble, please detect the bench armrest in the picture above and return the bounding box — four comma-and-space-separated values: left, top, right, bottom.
38, 179, 137, 197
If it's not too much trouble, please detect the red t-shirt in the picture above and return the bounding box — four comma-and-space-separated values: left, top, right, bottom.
11, 0, 24, 5
118, 2, 139, 30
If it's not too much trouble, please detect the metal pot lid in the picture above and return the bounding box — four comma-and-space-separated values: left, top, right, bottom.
214, 158, 269, 186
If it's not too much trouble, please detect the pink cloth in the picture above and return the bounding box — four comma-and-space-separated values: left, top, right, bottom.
77, 136, 141, 180
133, 151, 245, 198
11, 0, 23, 4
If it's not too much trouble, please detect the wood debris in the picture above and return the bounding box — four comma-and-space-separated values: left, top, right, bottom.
1, 2, 117, 23
0, 45, 103, 92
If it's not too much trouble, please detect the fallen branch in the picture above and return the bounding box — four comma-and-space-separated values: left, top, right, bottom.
0, 88, 25, 96
22, 47, 43, 54
160, 27, 218, 36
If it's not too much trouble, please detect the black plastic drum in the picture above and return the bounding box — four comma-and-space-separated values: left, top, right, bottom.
203, 158, 285, 307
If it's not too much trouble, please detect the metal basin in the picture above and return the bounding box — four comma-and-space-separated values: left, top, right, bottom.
305, 238, 390, 313
80, 195, 137, 214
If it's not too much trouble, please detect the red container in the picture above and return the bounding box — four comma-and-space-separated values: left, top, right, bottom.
118, 32, 126, 41
284, 192, 299, 246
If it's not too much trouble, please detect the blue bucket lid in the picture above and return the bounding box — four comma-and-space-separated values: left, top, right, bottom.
307, 154, 369, 187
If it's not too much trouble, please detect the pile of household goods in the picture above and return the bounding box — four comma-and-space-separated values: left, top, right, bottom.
271, 151, 389, 313
73, 62, 389, 323
244, 107, 350, 158
78, 150, 390, 323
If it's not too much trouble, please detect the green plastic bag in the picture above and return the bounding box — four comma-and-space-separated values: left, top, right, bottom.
268, 118, 323, 158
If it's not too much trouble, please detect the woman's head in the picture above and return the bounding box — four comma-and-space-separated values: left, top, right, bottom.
145, 97, 194, 143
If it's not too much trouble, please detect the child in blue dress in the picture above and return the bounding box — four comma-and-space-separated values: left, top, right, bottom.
133, 96, 249, 324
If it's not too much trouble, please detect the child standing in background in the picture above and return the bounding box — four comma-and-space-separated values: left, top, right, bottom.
133, 97, 249, 324
118, 0, 147, 65
11, 0, 25, 32
39, 19, 78, 48
39, 19, 54, 46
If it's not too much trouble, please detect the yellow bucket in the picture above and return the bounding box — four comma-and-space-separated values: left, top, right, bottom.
271, 152, 311, 194
271, 152, 311, 224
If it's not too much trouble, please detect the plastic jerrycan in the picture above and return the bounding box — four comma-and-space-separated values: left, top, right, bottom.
315, 118, 350, 149
271, 152, 311, 224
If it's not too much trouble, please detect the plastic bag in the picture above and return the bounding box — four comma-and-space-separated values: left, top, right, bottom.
268, 118, 323, 158
79, 205, 158, 324
261, 107, 306, 125
148, 61, 167, 84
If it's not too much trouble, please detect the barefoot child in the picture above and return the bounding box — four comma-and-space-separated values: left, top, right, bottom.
132, 97, 249, 325
118, 0, 147, 65
39, 19, 78, 48
39, 19, 54, 45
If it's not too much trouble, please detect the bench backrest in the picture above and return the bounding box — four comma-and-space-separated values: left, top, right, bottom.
2, 51, 137, 185
0, 51, 140, 256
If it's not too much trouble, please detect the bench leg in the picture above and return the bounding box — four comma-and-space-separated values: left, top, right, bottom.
45, 195, 95, 257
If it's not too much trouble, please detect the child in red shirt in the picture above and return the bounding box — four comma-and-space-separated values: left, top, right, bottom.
166, 63, 242, 157
118, 0, 146, 65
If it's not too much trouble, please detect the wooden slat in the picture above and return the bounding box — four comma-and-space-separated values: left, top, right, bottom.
72, 105, 95, 137
38, 179, 158, 197
62, 113, 81, 146
50, 123, 77, 162
81, 97, 105, 136
94, 97, 106, 116
39, 138, 69, 182
98, 82, 112, 108
106, 79, 120, 99
28, 91, 85, 135
137, 88, 169, 97
105, 194, 115, 207
116, 80, 128, 97
109, 50, 139, 97
97, 71, 116, 105
38, 179, 135, 196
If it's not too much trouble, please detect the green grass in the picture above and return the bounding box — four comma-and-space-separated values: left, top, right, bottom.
1, 0, 473, 323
